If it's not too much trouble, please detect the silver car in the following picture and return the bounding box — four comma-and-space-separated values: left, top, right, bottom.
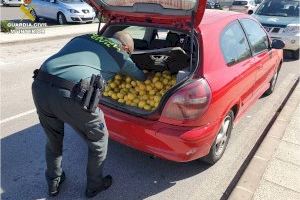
1, 0, 24, 6
29, 0, 96, 24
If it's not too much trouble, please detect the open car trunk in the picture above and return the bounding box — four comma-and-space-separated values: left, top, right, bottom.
99, 24, 199, 118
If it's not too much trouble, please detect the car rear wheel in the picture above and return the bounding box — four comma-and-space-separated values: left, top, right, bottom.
264, 68, 279, 96
57, 12, 67, 25
202, 110, 234, 164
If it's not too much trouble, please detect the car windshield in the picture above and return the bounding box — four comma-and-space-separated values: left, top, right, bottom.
60, 0, 84, 3
255, 0, 300, 17
232, 1, 248, 5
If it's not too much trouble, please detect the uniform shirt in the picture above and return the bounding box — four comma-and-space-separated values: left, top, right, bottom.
40, 34, 145, 83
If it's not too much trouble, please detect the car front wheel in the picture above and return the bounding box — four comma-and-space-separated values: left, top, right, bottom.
57, 12, 67, 25
202, 110, 234, 164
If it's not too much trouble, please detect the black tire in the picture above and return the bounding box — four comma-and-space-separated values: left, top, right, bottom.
30, 9, 39, 22
292, 49, 299, 60
57, 12, 67, 25
202, 110, 234, 164
264, 68, 279, 96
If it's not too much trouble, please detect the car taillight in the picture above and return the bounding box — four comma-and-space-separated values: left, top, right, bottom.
160, 79, 211, 124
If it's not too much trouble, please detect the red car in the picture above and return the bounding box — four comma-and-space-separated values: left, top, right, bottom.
89, 0, 284, 164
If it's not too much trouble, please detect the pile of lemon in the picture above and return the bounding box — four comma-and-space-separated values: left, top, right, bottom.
103, 71, 177, 111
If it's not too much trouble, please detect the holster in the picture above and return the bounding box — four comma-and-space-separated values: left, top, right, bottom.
71, 74, 106, 113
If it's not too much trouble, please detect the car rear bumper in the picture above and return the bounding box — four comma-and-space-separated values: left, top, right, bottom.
101, 106, 221, 162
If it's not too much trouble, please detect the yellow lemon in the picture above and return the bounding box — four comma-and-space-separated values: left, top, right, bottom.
110, 82, 117, 89
146, 85, 153, 91
155, 72, 162, 77
117, 93, 124, 99
154, 102, 159, 108
125, 83, 132, 89
111, 93, 118, 100
139, 84, 146, 91
154, 82, 163, 90
103, 91, 109, 97
133, 99, 139, 104
131, 102, 138, 107
125, 76, 132, 83
152, 77, 159, 83
149, 90, 156, 96
162, 70, 171, 75
118, 99, 125, 104
131, 81, 137, 87
127, 93, 135, 101
108, 91, 113, 96
115, 74, 122, 80
138, 101, 146, 108
153, 96, 161, 102
140, 90, 147, 96
144, 80, 151, 85
125, 100, 132, 105
144, 104, 151, 111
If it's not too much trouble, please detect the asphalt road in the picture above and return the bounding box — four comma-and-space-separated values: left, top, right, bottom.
0, 38, 299, 200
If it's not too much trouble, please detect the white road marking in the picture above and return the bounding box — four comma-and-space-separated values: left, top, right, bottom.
0, 109, 36, 124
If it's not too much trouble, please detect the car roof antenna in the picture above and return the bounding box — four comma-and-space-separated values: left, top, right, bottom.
190, 11, 195, 72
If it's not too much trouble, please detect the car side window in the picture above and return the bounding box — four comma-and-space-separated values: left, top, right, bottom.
221, 21, 252, 66
240, 19, 269, 55
123, 26, 146, 40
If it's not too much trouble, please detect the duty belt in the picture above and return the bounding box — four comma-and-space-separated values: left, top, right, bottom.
33, 69, 77, 91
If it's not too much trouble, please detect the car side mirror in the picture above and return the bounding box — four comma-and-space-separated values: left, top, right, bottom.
271, 39, 285, 49
248, 10, 254, 15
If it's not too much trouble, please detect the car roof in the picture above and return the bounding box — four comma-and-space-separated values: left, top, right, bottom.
200, 9, 248, 26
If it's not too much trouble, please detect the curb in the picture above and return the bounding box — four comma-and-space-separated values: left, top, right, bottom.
228, 78, 300, 200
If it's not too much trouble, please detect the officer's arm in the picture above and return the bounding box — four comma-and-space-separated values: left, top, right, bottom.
120, 59, 146, 81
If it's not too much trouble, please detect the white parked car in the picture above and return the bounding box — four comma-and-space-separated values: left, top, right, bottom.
29, 0, 96, 25
251, 0, 299, 59
229, 0, 257, 13
1, 0, 24, 6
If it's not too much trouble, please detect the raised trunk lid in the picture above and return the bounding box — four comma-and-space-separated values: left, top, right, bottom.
88, 0, 206, 29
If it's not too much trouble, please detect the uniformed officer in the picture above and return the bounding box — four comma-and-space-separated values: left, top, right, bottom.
32, 31, 145, 198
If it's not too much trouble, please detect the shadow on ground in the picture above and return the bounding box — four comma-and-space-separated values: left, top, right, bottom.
1, 124, 210, 200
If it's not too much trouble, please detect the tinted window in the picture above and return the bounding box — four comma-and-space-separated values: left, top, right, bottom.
221, 21, 251, 65
240, 19, 269, 54
233, 1, 248, 5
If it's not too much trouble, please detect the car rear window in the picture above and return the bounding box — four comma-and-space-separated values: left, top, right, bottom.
232, 1, 248, 5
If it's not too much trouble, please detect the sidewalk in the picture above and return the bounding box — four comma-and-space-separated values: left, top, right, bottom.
229, 82, 300, 200
0, 23, 104, 45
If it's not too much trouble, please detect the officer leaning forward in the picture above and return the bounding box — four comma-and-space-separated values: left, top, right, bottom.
31, 31, 146, 198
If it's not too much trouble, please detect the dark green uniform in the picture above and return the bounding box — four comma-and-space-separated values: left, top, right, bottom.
32, 34, 145, 191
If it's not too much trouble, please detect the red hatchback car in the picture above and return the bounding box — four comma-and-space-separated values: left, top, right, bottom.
88, 0, 284, 164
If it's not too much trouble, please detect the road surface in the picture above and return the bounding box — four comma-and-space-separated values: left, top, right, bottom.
0, 38, 299, 200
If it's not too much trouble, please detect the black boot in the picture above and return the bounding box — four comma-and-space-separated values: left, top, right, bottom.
85, 175, 113, 198
47, 171, 66, 197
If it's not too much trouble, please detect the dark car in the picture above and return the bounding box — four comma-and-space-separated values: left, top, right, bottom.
206, 0, 221, 9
